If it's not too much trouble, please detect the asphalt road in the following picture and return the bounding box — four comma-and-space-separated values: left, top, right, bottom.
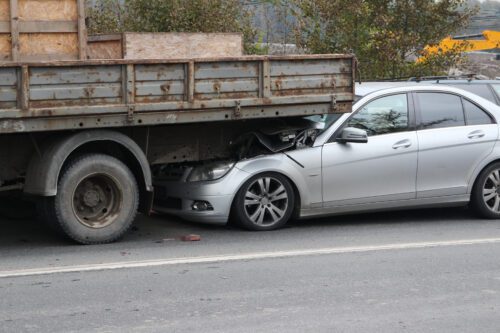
1, 207, 500, 332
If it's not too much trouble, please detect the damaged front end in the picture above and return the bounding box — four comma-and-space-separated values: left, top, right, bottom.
152, 117, 322, 183
231, 119, 320, 160
151, 117, 329, 223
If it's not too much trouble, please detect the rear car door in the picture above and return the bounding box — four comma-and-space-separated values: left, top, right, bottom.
415, 92, 498, 198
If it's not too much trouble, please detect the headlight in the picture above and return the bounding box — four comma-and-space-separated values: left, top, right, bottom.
187, 161, 235, 182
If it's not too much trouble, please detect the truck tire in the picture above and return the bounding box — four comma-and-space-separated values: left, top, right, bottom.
44, 154, 139, 244
233, 172, 294, 231
37, 197, 64, 235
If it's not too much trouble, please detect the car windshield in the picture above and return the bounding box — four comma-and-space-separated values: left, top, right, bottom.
304, 114, 344, 134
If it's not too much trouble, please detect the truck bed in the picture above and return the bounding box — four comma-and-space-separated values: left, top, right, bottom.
0, 54, 355, 134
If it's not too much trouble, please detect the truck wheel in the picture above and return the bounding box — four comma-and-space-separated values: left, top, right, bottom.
233, 173, 294, 231
46, 154, 139, 244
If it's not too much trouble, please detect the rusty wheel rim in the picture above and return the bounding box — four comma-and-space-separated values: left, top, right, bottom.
72, 174, 122, 229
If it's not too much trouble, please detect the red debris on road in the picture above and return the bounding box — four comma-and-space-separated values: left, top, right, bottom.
181, 234, 202, 242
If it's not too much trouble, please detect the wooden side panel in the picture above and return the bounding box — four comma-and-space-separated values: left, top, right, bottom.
87, 37, 123, 59
18, 0, 77, 21
0, 0, 9, 20
0, 0, 83, 61
0, 35, 10, 61
19, 33, 78, 60
123, 33, 243, 60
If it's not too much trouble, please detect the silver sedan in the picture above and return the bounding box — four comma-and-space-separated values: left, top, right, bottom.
154, 85, 500, 230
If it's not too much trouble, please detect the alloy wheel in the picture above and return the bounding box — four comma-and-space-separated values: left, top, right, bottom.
482, 169, 500, 213
243, 176, 289, 226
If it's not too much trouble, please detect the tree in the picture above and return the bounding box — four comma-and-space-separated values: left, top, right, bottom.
86, 0, 258, 53
293, 0, 478, 79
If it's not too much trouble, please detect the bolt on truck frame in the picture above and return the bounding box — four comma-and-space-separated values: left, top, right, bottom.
0, 54, 355, 244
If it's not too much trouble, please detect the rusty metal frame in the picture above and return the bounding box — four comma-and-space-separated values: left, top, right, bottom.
0, 54, 356, 134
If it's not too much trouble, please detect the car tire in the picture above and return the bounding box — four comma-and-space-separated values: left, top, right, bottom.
472, 162, 500, 219
233, 172, 295, 231
43, 154, 139, 244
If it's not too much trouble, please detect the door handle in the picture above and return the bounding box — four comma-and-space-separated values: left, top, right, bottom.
392, 139, 412, 149
467, 130, 485, 139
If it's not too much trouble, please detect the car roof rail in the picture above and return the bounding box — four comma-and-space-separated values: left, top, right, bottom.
407, 73, 482, 83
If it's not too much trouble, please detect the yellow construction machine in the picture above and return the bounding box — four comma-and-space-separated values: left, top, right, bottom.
419, 30, 500, 62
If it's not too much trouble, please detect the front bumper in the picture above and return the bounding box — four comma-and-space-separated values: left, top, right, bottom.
153, 167, 250, 224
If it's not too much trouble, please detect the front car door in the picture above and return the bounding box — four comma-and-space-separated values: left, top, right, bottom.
415, 92, 498, 198
322, 93, 418, 208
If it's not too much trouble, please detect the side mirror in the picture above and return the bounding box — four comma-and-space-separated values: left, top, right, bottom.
337, 127, 368, 144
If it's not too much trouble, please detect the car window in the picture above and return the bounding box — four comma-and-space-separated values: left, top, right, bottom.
449, 84, 496, 103
463, 99, 493, 125
418, 93, 465, 130
347, 94, 408, 136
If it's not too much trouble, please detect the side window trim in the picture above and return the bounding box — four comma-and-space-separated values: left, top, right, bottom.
459, 96, 467, 126
487, 83, 500, 105
461, 96, 496, 125
412, 91, 422, 130
414, 91, 470, 130
327, 92, 414, 143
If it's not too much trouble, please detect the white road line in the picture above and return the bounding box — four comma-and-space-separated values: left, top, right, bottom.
2, 238, 500, 279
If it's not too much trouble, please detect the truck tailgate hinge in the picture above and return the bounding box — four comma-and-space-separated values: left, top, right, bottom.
127, 105, 135, 123
330, 95, 338, 112
234, 101, 242, 119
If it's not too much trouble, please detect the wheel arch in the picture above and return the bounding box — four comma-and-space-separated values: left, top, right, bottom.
469, 158, 500, 193
229, 169, 302, 219
24, 130, 153, 211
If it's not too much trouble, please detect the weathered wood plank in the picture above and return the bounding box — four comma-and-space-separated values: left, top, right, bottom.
87, 39, 122, 60
9, 0, 19, 61
19, 21, 78, 33
0, 21, 9, 32
18, 0, 78, 21
0, 0, 9, 21
123, 32, 243, 60
20, 33, 78, 59
0, 0, 83, 62
77, 0, 86, 60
